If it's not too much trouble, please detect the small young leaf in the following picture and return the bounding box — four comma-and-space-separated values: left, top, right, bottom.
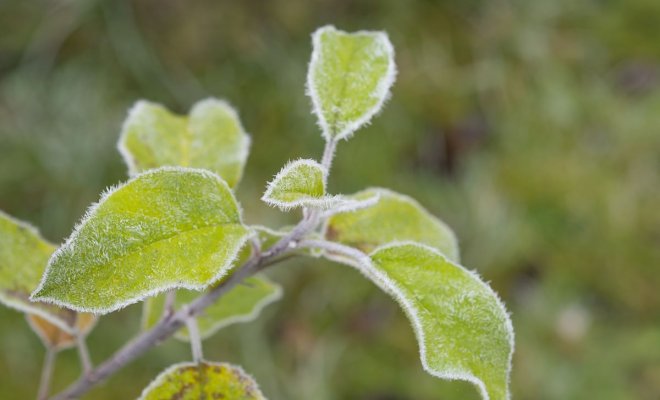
323, 188, 460, 261
31, 167, 250, 314
118, 98, 251, 188
262, 159, 334, 210
139, 361, 266, 400
142, 275, 281, 341
26, 311, 97, 351
363, 243, 513, 400
307, 25, 396, 141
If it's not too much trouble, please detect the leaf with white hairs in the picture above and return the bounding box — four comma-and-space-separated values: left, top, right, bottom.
321, 241, 513, 400
31, 167, 250, 314
324, 188, 460, 261
262, 159, 336, 210
118, 98, 251, 188
307, 25, 396, 141
139, 361, 266, 400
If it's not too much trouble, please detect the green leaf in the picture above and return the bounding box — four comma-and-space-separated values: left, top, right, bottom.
307, 25, 396, 141
142, 275, 281, 341
31, 167, 250, 314
363, 243, 513, 400
323, 188, 460, 261
0, 212, 64, 324
139, 361, 266, 400
118, 98, 251, 188
262, 159, 334, 210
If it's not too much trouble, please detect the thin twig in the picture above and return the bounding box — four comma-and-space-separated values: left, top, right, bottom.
75, 335, 93, 375
184, 315, 203, 362
297, 239, 369, 264
162, 290, 176, 318
48, 213, 319, 400
46, 130, 338, 400
38, 348, 56, 400
320, 138, 338, 171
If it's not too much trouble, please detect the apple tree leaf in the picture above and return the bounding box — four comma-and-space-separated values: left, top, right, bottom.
262, 159, 336, 210
139, 361, 266, 400
118, 98, 251, 188
323, 188, 460, 261
307, 25, 396, 141
31, 167, 250, 314
334, 242, 513, 400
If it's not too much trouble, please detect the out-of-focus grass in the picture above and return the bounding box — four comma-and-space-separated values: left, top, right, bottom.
0, 0, 658, 399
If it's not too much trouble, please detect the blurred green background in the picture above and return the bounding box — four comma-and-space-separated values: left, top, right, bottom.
1, 0, 659, 399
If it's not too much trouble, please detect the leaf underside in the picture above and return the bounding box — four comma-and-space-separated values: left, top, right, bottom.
142, 275, 281, 341
31, 167, 250, 314
139, 361, 266, 400
27, 312, 97, 350
308, 25, 396, 141
365, 243, 513, 400
119, 98, 250, 188
324, 188, 460, 261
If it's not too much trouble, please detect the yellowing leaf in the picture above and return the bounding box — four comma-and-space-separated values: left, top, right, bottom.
139, 361, 266, 400
26, 311, 97, 350
142, 276, 281, 341
324, 188, 460, 261
31, 167, 250, 314
262, 159, 334, 210
307, 25, 396, 141
365, 243, 513, 400
118, 98, 251, 188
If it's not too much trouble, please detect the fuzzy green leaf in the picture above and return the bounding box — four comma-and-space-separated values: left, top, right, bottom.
119, 98, 251, 188
0, 213, 64, 324
262, 159, 334, 210
364, 243, 513, 400
142, 276, 281, 341
323, 188, 460, 261
31, 167, 250, 314
139, 361, 266, 400
307, 25, 396, 141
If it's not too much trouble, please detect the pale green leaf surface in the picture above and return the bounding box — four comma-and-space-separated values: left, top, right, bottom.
142, 275, 281, 341
307, 25, 396, 141
364, 243, 513, 400
262, 159, 334, 210
139, 361, 266, 400
324, 188, 460, 261
0, 212, 74, 329
118, 98, 250, 188
31, 167, 250, 314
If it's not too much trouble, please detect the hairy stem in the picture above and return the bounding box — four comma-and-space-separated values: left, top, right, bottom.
298, 239, 369, 265
38, 348, 56, 400
48, 214, 318, 400
162, 290, 176, 318
185, 315, 203, 362
47, 128, 335, 400
320, 138, 337, 172
76, 335, 93, 375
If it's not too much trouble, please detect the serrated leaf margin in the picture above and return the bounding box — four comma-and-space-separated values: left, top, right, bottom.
324, 241, 514, 400
30, 166, 250, 314
306, 25, 397, 141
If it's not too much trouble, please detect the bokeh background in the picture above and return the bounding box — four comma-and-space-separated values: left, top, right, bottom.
1, 0, 659, 399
